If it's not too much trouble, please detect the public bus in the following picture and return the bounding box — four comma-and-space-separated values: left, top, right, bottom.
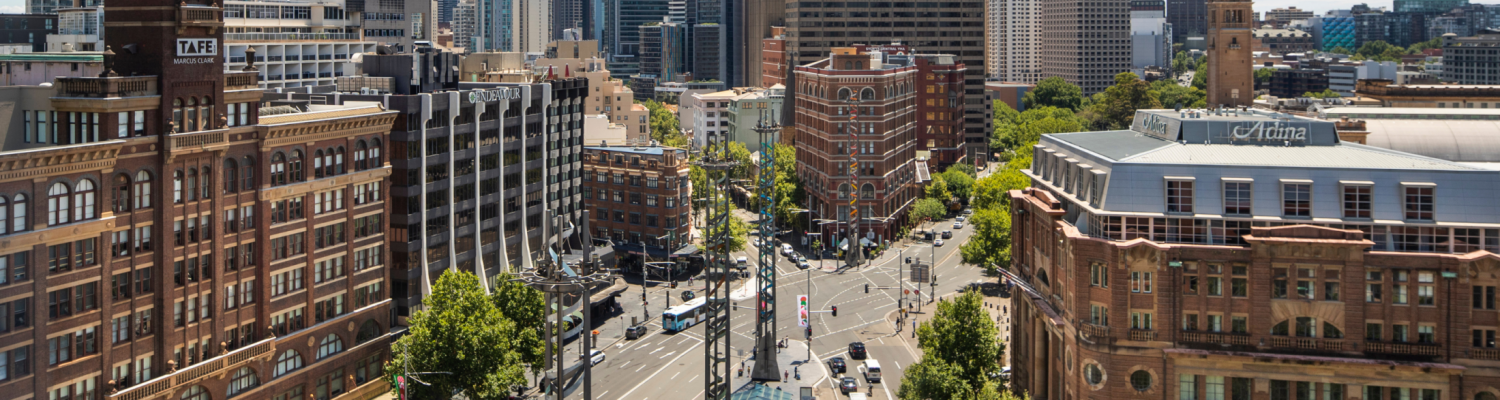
662, 297, 708, 332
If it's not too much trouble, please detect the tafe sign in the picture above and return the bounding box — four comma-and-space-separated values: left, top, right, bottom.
176, 39, 218, 56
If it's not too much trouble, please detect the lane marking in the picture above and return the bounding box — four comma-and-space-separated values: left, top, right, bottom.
650, 346, 665, 354
615, 336, 703, 399
617, 360, 631, 369
635, 364, 647, 372
671, 372, 680, 380
689, 374, 700, 382
659, 351, 676, 359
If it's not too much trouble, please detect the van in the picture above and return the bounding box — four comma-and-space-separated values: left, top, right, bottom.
863, 359, 882, 383
736, 257, 748, 270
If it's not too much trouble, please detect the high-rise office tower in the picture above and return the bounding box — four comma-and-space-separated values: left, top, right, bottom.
471, 0, 552, 52
554, 0, 586, 41
1041, 0, 1130, 94
455, 0, 479, 49
1168, 0, 1207, 41
604, 0, 672, 73
1395, 0, 1468, 13
355, 0, 438, 51
991, 0, 1043, 83
784, 0, 991, 165
640, 22, 686, 81
1205, 0, 1253, 107
1131, 0, 1172, 70
440, 0, 459, 23
739, 0, 785, 87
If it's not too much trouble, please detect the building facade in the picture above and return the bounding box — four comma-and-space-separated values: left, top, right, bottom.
0, 14, 57, 53
1441, 30, 1500, 85
221, 0, 380, 88
1269, 68, 1329, 98
791, 48, 920, 245
1355, 79, 1500, 108
761, 26, 787, 88
639, 22, 685, 82
1264, 7, 1314, 22
1168, 0, 1206, 41
1205, 0, 1253, 107
723, 86, 784, 153
1131, 0, 1172, 70
1252, 28, 1316, 54
909, 54, 967, 169
1008, 109, 1500, 400
1040, 0, 1131, 94
49, 7, 102, 53
0, 1, 400, 399
993, 0, 1043, 83
580, 146, 692, 256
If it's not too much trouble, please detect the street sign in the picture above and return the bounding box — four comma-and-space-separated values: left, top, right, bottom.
797, 295, 809, 327
911, 263, 931, 283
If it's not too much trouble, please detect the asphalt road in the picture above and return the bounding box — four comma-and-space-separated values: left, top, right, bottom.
563, 212, 990, 400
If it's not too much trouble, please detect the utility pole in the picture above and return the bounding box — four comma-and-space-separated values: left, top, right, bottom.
751, 110, 782, 382
694, 136, 736, 400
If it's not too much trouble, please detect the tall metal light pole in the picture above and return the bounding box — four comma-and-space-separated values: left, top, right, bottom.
694, 138, 737, 400
751, 111, 783, 381
515, 211, 611, 400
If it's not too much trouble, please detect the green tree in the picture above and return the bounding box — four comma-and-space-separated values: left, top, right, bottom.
488, 272, 546, 369
705, 211, 750, 253
898, 289, 1009, 399
1408, 37, 1443, 53
1152, 79, 1206, 109
769, 144, 807, 231
1172, 51, 1194, 74
911, 198, 948, 223
1254, 68, 1275, 88
1302, 88, 1342, 98
1091, 72, 1163, 130
641, 100, 689, 148
959, 207, 1012, 274
970, 173, 1010, 210
898, 359, 972, 400
689, 164, 711, 212
1327, 46, 1353, 55
926, 174, 952, 201
724, 142, 755, 180
1191, 55, 1208, 90
939, 168, 975, 203
386, 271, 542, 400
1022, 77, 1085, 111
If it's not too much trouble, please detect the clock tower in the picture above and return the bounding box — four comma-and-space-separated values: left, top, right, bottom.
1206, 0, 1253, 107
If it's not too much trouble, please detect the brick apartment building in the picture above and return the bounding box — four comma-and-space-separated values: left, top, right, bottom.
1007, 109, 1500, 400
580, 146, 692, 262
0, 0, 398, 399
909, 53, 967, 170
792, 48, 920, 245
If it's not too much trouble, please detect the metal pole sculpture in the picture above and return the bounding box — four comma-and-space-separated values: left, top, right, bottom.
694, 139, 738, 399
844, 94, 865, 270
751, 110, 782, 381
515, 211, 612, 400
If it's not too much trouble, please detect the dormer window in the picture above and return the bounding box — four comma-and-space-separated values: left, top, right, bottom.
1403, 183, 1435, 221
1281, 181, 1312, 217
1165, 178, 1194, 213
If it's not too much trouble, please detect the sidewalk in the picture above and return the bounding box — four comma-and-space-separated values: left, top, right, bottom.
885, 286, 1013, 368
731, 338, 830, 396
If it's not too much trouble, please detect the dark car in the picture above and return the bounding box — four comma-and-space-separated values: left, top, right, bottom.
625, 325, 651, 340
840, 377, 859, 394
681, 290, 696, 301
848, 342, 867, 359
941, 230, 953, 239
828, 357, 847, 374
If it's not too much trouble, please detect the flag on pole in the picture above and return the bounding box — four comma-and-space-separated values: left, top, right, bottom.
797, 295, 809, 327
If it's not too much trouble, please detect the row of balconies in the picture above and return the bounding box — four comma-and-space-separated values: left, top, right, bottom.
55, 72, 259, 98
1090, 325, 1451, 358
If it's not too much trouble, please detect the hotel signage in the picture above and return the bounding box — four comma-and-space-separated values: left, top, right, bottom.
1228, 121, 1309, 143
468, 88, 523, 103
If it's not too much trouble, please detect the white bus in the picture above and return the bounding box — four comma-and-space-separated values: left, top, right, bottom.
662, 297, 708, 332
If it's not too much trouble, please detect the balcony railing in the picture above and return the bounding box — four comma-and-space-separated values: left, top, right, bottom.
55, 76, 158, 98
1365, 341, 1442, 357
1468, 348, 1500, 360
1268, 336, 1352, 353
1181, 331, 1254, 346
1079, 323, 1112, 342
1128, 329, 1157, 342
224, 32, 363, 42
110, 337, 274, 400
169, 129, 228, 150
224, 71, 259, 90
178, 5, 224, 29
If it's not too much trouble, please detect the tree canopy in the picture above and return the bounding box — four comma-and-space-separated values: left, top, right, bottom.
1090, 72, 1164, 130
911, 198, 949, 223
705, 211, 750, 253
640, 100, 689, 148
1022, 77, 1085, 111
1302, 88, 1342, 98
1151, 79, 1207, 110
899, 289, 1013, 400
385, 271, 544, 400
768, 143, 808, 231
938, 169, 975, 204
925, 174, 952, 202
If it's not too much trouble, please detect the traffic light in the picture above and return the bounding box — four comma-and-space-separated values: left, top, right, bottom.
806, 327, 812, 339
864, 284, 869, 293
831, 306, 838, 317
906, 257, 912, 264
670, 280, 677, 289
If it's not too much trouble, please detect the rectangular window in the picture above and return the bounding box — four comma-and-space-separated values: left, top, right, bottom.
1343, 184, 1372, 218
133, 110, 146, 135
1089, 304, 1108, 326
1404, 185, 1434, 220
1091, 262, 1108, 287
1367, 322, 1384, 341
1231, 316, 1248, 334
1223, 181, 1251, 215
1418, 325, 1436, 343
1208, 276, 1222, 296
1206, 376, 1225, 400
1283, 183, 1311, 217
1367, 270, 1383, 303
1208, 314, 1222, 332
1473, 329, 1496, 348
1130, 311, 1153, 330
117, 112, 129, 138
1231, 265, 1247, 297
1166, 179, 1194, 213
1475, 285, 1496, 309
1183, 313, 1198, 331
1393, 324, 1409, 342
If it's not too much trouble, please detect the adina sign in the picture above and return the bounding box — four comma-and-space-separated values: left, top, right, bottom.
468, 88, 523, 103
1229, 121, 1308, 142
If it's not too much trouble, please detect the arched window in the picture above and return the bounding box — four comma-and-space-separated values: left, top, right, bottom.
313, 149, 325, 179
317, 334, 344, 360
354, 141, 368, 170
173, 170, 184, 203
370, 139, 382, 168
1478, 393, 1498, 400
200, 167, 211, 199
73, 179, 95, 220
861, 183, 875, 199
334, 147, 346, 175
0, 197, 9, 235
200, 96, 213, 130
172, 98, 184, 132
134, 171, 152, 209
12, 194, 26, 233
47, 182, 71, 226
185, 97, 199, 132
223, 159, 238, 193
273, 350, 303, 377
356, 320, 381, 344
837, 88, 852, 101
241, 156, 255, 191
186, 168, 197, 201
289, 150, 304, 182
860, 87, 876, 100
113, 174, 131, 213
226, 367, 259, 398
270, 153, 286, 186
180, 385, 210, 400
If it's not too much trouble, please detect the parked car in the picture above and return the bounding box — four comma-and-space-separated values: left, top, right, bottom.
941, 230, 953, 239
840, 377, 860, 394
956, 215, 967, 222
848, 342, 868, 359
953, 222, 964, 229
625, 325, 651, 340
798, 260, 811, 269
782, 243, 795, 256
963, 209, 974, 215
934, 239, 945, 247
681, 290, 696, 301
580, 350, 606, 365
828, 357, 847, 374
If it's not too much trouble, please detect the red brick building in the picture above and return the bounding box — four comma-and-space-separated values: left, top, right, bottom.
762, 27, 787, 88
792, 47, 920, 245
581, 145, 693, 260
0, 0, 397, 399
1007, 109, 1500, 400
910, 54, 967, 170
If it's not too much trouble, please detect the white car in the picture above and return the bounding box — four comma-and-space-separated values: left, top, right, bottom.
782, 243, 795, 256
934, 239, 945, 247
953, 222, 964, 229
956, 215, 967, 222
580, 350, 605, 365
